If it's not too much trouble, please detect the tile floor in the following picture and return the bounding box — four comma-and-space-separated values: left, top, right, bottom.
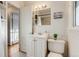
8, 44, 26, 57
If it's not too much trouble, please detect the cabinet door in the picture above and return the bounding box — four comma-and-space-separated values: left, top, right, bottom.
41, 38, 47, 57
34, 37, 42, 57
34, 37, 47, 57
26, 35, 34, 57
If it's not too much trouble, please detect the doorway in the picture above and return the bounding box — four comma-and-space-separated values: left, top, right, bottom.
7, 3, 20, 57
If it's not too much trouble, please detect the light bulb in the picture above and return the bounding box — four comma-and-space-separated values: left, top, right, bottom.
42, 4, 47, 8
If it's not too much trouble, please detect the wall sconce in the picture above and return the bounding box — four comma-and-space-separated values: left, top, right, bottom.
35, 15, 38, 24
35, 15, 38, 19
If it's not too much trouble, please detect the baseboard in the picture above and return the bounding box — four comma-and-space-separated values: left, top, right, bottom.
19, 48, 26, 54
8, 42, 19, 46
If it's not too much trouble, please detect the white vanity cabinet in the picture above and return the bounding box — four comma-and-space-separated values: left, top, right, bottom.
26, 35, 34, 57
26, 34, 47, 57
34, 37, 47, 57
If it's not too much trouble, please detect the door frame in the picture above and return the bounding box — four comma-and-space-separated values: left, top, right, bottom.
6, 2, 20, 57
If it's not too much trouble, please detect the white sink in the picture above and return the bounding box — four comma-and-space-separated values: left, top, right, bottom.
33, 33, 48, 40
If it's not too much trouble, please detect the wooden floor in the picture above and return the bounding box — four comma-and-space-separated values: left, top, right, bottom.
8, 44, 26, 57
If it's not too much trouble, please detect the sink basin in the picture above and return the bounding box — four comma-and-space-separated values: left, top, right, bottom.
33, 33, 48, 39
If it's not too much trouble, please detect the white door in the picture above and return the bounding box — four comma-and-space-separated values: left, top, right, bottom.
0, 7, 5, 57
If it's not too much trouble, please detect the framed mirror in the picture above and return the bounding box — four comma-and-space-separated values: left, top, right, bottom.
33, 8, 51, 25
38, 8, 51, 25
41, 15, 51, 25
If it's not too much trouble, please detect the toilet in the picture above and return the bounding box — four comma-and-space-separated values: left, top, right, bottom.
48, 39, 65, 57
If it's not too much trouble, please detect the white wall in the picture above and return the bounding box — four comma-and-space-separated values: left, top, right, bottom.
68, 29, 79, 57
0, 6, 6, 57
20, 6, 32, 52
32, 2, 68, 56
67, 1, 79, 57
30, 1, 68, 40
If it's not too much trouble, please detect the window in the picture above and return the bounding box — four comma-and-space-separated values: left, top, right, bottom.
75, 1, 79, 26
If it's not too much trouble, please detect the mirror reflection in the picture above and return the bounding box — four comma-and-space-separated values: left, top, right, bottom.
33, 8, 51, 25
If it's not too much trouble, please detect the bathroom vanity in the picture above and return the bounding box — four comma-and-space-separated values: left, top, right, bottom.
26, 34, 48, 57
26, 6, 50, 57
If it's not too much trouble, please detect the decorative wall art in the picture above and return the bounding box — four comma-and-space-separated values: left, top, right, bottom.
54, 12, 63, 19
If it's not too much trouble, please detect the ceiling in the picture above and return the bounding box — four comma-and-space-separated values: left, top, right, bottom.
7, 1, 68, 8
7, 1, 25, 8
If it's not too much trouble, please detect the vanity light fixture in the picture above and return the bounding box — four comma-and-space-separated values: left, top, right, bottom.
42, 4, 47, 8
34, 4, 47, 11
